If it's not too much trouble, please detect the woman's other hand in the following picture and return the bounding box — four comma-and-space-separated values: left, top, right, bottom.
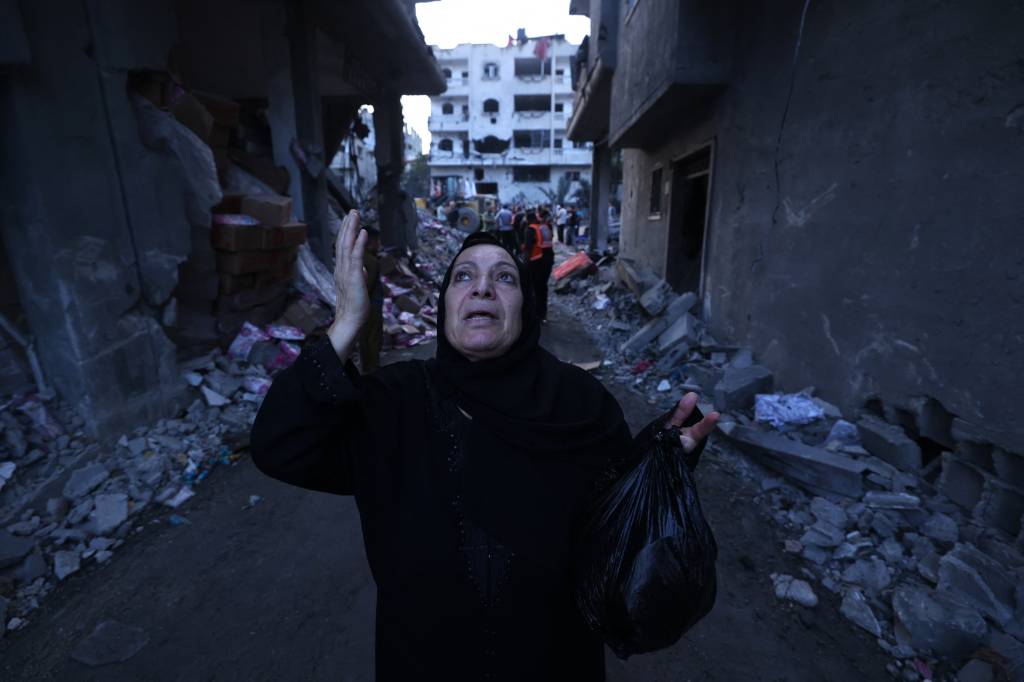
666, 392, 720, 453
327, 210, 369, 358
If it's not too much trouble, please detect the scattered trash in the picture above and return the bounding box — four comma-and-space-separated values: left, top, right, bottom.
656, 379, 672, 392
553, 251, 594, 281
228, 322, 271, 361
265, 324, 305, 341
592, 293, 611, 311
242, 376, 272, 395
163, 487, 195, 509
631, 360, 653, 375
167, 514, 191, 526
572, 360, 602, 372
242, 494, 263, 510
754, 393, 825, 429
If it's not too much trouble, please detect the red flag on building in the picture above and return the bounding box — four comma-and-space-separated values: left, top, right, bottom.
533, 36, 550, 61
507, 34, 514, 48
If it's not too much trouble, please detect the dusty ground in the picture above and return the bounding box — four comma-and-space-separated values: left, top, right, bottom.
0, 302, 893, 681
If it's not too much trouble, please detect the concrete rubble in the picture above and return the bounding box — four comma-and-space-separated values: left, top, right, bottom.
551, 248, 1024, 678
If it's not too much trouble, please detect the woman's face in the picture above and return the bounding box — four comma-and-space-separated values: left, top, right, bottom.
444, 245, 523, 361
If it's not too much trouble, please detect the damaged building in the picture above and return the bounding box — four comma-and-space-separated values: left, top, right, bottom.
568, 0, 1024, 534
427, 36, 592, 204
0, 0, 444, 437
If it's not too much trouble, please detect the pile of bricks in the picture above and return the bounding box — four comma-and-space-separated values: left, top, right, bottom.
174, 193, 306, 355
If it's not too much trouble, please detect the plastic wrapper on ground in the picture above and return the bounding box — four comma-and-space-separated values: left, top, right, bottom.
575, 425, 718, 659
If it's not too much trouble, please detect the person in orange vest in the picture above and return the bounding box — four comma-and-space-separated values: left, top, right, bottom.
523, 208, 555, 322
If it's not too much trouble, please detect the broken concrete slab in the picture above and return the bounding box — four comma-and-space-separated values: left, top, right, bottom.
975, 478, 1024, 537
638, 279, 673, 316
54, 550, 81, 580
810, 496, 850, 530
857, 415, 922, 471
655, 344, 690, 373
619, 318, 668, 355
892, 585, 987, 662
718, 422, 866, 498
713, 365, 773, 412
840, 589, 881, 637
800, 520, 846, 548
938, 543, 1018, 626
771, 573, 818, 607
842, 557, 892, 595
863, 490, 921, 510
614, 258, 657, 300
661, 292, 698, 326
656, 312, 700, 353
91, 493, 129, 535
62, 462, 111, 500
922, 512, 959, 543
992, 448, 1024, 491
70, 620, 149, 666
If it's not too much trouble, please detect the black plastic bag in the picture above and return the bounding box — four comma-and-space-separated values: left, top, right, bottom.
575, 424, 718, 659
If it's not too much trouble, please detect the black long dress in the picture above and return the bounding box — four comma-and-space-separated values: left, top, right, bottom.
252, 338, 614, 680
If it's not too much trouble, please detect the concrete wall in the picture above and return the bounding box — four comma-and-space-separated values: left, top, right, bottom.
0, 0, 198, 436
618, 0, 1024, 452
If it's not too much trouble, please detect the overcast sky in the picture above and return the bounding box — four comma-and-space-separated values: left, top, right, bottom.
400, 0, 589, 153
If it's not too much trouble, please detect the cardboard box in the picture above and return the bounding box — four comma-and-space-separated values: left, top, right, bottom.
241, 194, 292, 228
212, 221, 306, 253
193, 91, 240, 127
216, 247, 297, 276
213, 193, 246, 214
215, 280, 289, 314
218, 268, 292, 296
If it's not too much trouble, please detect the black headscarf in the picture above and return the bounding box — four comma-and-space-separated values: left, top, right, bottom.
426, 232, 631, 463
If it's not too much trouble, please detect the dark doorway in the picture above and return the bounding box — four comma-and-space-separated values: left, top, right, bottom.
476, 182, 498, 194
666, 145, 712, 295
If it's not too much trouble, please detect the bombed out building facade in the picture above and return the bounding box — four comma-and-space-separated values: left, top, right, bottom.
0, 0, 444, 437
570, 0, 1024, 537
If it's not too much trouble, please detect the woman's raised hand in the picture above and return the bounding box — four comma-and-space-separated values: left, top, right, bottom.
666, 392, 720, 453
327, 210, 369, 357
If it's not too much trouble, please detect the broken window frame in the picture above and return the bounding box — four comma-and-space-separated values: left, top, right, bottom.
513, 129, 551, 151
482, 62, 500, 80
483, 98, 500, 114
512, 166, 551, 183
441, 102, 454, 115
514, 57, 552, 80
438, 138, 454, 152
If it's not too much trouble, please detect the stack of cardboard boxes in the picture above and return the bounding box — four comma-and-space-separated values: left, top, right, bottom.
174, 193, 306, 355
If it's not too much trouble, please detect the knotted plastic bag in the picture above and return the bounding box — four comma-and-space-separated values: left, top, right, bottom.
575, 425, 718, 659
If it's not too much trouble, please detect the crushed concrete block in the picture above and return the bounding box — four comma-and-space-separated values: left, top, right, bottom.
842, 557, 892, 595
938, 543, 1018, 626
14, 545, 48, 584
922, 512, 959, 543
811, 397, 843, 420
772, 573, 818, 607
955, 441, 995, 472
908, 396, 954, 449
614, 258, 656, 300
841, 589, 881, 637
687, 364, 724, 389
988, 633, 1024, 681
92, 494, 129, 535
879, 537, 905, 563
661, 292, 698, 326
0, 530, 34, 569
655, 345, 690, 373
200, 386, 230, 407
656, 312, 700, 353
857, 415, 922, 471
718, 422, 866, 498
54, 550, 81, 580
992, 448, 1024, 490
893, 586, 987, 661
713, 365, 773, 412
975, 478, 1024, 537
619, 318, 668, 355
63, 463, 111, 500
939, 452, 986, 510
800, 520, 845, 548
869, 509, 907, 538
863, 491, 920, 509
810, 497, 849, 529
638, 279, 673, 316
729, 348, 753, 369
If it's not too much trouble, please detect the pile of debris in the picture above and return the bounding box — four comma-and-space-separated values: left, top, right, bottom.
0, 319, 320, 637
552, 252, 1024, 681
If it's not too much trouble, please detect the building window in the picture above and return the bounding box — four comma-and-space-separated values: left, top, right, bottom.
442, 68, 452, 79
554, 138, 563, 149
568, 171, 581, 181
554, 102, 564, 112
438, 138, 453, 152
513, 130, 551, 148
483, 62, 499, 79
483, 98, 499, 114
650, 167, 663, 216
476, 182, 498, 195
474, 168, 485, 180
513, 95, 551, 114
514, 58, 552, 77
513, 166, 551, 182
461, 71, 469, 79
555, 69, 564, 76
441, 102, 454, 115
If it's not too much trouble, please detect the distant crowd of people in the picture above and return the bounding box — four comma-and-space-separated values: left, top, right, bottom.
439, 201, 582, 322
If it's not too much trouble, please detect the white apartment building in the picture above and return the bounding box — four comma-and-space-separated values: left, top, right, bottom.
428, 36, 593, 206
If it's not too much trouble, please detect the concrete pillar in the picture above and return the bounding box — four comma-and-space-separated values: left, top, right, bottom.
264, 0, 330, 264
373, 93, 414, 252
589, 142, 611, 253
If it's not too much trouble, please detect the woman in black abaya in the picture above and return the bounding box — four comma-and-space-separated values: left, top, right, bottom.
251, 211, 719, 681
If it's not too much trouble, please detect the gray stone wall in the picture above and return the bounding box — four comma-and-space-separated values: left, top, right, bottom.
618, 0, 1024, 452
